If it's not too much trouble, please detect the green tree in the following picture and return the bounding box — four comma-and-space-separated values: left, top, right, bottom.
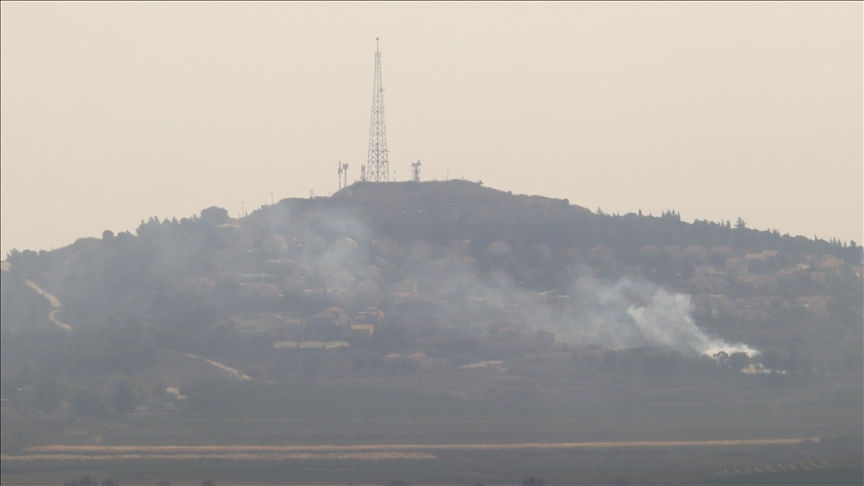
71, 388, 112, 420
200, 206, 229, 226
112, 381, 139, 415
32, 378, 62, 412
727, 352, 750, 372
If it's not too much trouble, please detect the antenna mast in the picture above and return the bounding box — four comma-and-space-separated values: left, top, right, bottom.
411, 160, 421, 182
342, 162, 349, 188
366, 38, 389, 182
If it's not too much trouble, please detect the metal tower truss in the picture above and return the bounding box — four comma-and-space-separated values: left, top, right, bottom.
366, 38, 389, 182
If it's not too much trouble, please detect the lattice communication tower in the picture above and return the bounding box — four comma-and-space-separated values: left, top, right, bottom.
366, 38, 389, 182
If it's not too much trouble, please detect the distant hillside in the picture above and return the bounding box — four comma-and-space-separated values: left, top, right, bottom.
1, 181, 861, 453
4, 180, 860, 326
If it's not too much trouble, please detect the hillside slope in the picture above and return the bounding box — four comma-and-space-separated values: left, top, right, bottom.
1, 182, 861, 456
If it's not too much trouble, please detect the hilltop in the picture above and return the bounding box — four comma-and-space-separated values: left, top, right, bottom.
329, 180, 591, 245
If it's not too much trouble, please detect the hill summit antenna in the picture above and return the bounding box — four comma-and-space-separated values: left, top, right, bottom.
337, 161, 349, 190
365, 38, 389, 182
411, 160, 421, 182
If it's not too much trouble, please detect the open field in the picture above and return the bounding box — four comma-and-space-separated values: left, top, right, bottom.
11, 437, 821, 455
3, 378, 861, 484
2, 438, 861, 485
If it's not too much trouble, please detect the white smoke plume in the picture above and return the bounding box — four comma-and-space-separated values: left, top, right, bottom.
250, 202, 759, 358
400, 250, 757, 358
567, 279, 758, 357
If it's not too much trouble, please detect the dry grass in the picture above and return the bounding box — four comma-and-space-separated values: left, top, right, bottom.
5, 437, 817, 461
1, 452, 436, 461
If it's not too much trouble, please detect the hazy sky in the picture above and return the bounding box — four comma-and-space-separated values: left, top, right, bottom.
1, 2, 861, 256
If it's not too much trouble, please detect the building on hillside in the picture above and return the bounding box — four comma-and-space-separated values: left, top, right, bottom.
390, 290, 431, 306
497, 326, 520, 337
322, 307, 348, 324
358, 264, 381, 281
588, 245, 615, 265
688, 276, 727, 292
737, 275, 778, 292
236, 323, 269, 337
533, 244, 553, 260
693, 264, 721, 277
458, 256, 478, 270
806, 272, 826, 285
309, 307, 346, 327
197, 277, 216, 292
239, 273, 277, 284
280, 274, 307, 293
665, 246, 685, 261
725, 257, 748, 275
819, 257, 843, 276
535, 329, 556, 346
710, 246, 736, 260
334, 237, 359, 253
352, 307, 385, 326
559, 246, 583, 262
796, 296, 829, 318
371, 238, 399, 256
639, 246, 662, 260
282, 317, 304, 336
302, 235, 326, 253
446, 239, 472, 256
685, 246, 708, 261
761, 250, 779, 260
349, 324, 374, 335
303, 288, 326, 300
264, 259, 293, 274
391, 279, 418, 293
691, 294, 738, 319
734, 296, 780, 323
374, 257, 397, 273
744, 253, 765, 262
284, 259, 315, 277
326, 287, 354, 307
239, 283, 282, 300
355, 279, 381, 305
412, 352, 445, 369
233, 316, 275, 337
321, 265, 353, 288
261, 235, 288, 253
487, 241, 511, 258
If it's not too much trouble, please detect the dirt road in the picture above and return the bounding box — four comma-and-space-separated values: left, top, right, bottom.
1, 438, 817, 461
182, 353, 250, 380
24, 279, 72, 332
0, 452, 436, 461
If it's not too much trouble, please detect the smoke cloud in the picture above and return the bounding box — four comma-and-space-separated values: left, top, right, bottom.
247, 203, 759, 358
568, 279, 758, 357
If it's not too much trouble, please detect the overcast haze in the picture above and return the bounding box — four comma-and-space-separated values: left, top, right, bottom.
1, 2, 861, 257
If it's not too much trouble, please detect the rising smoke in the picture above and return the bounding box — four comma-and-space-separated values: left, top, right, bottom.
569, 278, 758, 357
249, 202, 760, 358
